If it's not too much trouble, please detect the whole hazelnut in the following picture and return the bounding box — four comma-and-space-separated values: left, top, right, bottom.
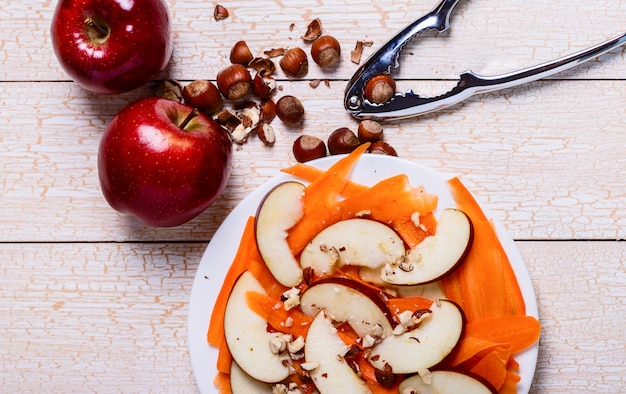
364, 74, 396, 104
216, 64, 252, 100
311, 35, 341, 67
369, 141, 398, 156
230, 40, 254, 65
276, 95, 304, 125
327, 127, 361, 155
293, 135, 327, 162
182, 80, 223, 114
357, 119, 383, 142
280, 47, 309, 78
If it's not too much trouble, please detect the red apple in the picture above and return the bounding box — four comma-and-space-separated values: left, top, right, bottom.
98, 97, 232, 227
50, 0, 173, 94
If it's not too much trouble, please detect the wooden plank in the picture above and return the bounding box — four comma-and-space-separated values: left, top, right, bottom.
3, 0, 625, 82
1, 79, 625, 242
1, 241, 624, 392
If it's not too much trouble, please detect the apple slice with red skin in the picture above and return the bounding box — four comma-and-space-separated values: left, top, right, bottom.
304, 311, 371, 394
255, 181, 305, 287
223, 271, 290, 383
381, 208, 473, 286
300, 277, 394, 338
368, 299, 464, 374
300, 218, 405, 275
399, 370, 497, 394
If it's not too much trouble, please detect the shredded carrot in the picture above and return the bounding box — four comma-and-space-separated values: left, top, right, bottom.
465, 346, 511, 391
387, 296, 434, 317
445, 335, 504, 367
281, 163, 370, 196
213, 372, 231, 394
215, 332, 233, 375
465, 315, 541, 354
287, 144, 370, 255
207, 216, 258, 347
499, 371, 522, 394
392, 211, 437, 248
444, 177, 525, 322
245, 290, 312, 339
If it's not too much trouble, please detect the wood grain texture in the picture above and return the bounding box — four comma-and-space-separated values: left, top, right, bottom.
2, 0, 625, 392
2, 80, 625, 242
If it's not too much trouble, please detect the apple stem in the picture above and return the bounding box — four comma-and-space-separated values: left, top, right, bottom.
180, 109, 200, 130
84, 17, 110, 43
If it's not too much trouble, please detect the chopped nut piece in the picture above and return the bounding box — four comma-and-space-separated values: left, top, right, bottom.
361, 334, 376, 348
289, 23, 296, 31
300, 361, 320, 371
213, 4, 229, 21
375, 362, 397, 389
282, 287, 301, 311
301, 18, 322, 42
257, 123, 276, 146
287, 335, 305, 354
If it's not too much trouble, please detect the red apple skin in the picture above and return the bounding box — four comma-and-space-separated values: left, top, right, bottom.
98, 97, 233, 227
50, 0, 173, 94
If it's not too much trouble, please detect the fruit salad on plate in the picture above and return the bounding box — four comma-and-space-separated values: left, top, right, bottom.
190, 143, 540, 394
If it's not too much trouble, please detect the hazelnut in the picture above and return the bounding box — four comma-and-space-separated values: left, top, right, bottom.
357, 119, 383, 142
216, 64, 252, 100
260, 98, 276, 124
182, 80, 223, 114
252, 73, 277, 98
311, 35, 341, 67
276, 95, 304, 125
293, 135, 327, 162
280, 47, 309, 78
230, 40, 254, 65
368, 141, 398, 156
327, 127, 361, 155
364, 74, 396, 103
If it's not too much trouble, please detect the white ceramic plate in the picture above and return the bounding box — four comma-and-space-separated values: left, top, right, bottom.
188, 154, 539, 394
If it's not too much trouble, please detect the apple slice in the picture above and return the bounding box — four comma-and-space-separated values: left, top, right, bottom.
304, 311, 371, 394
300, 218, 405, 275
300, 277, 394, 338
368, 299, 464, 374
229, 361, 273, 393
381, 208, 473, 285
255, 181, 305, 287
398, 370, 497, 394
224, 271, 290, 383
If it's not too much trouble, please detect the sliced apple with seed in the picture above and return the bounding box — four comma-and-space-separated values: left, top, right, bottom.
255, 181, 305, 287
368, 299, 464, 374
229, 361, 273, 394
399, 370, 497, 394
304, 311, 371, 394
300, 218, 405, 275
300, 277, 394, 338
223, 271, 290, 383
381, 208, 473, 286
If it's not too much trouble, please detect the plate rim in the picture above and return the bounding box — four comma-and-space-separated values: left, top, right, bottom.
187, 154, 539, 394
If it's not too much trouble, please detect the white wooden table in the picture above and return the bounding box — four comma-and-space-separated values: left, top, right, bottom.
2, 0, 625, 392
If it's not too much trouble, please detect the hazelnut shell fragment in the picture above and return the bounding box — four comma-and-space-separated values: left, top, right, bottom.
214, 4, 229, 21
